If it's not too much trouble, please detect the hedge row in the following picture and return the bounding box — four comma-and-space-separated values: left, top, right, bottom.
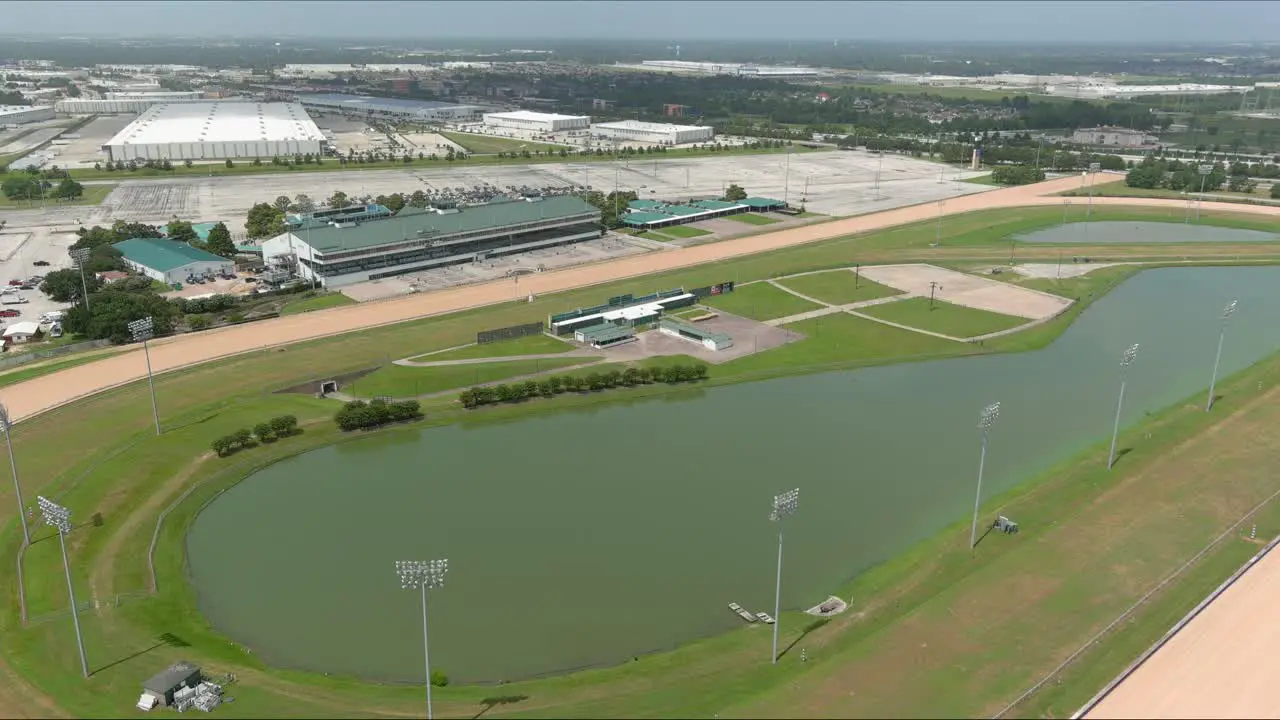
335, 399, 423, 431
212, 415, 299, 457
459, 364, 709, 409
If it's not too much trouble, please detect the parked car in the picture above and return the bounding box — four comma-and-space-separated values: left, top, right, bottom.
33, 260, 49, 267
7, 280, 22, 287
0, 309, 20, 318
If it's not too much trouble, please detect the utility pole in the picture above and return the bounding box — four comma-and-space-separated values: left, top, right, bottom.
1108, 343, 1141, 471
1196, 164, 1213, 221
970, 403, 1001, 550
1206, 300, 1239, 412
928, 281, 943, 309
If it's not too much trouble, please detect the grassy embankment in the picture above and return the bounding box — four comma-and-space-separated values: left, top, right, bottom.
857, 296, 1027, 338
0, 184, 115, 209
2, 204, 1280, 718
437, 131, 569, 155
1059, 178, 1279, 205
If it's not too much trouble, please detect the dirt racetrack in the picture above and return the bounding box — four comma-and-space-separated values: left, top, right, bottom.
2, 174, 1277, 426
1083, 543, 1280, 719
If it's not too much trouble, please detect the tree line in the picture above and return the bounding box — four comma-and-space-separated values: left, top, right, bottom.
1125, 158, 1277, 196
459, 363, 709, 409
211, 415, 300, 458
335, 399, 424, 431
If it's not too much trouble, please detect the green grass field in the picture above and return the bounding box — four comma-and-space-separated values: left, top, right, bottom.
350, 356, 595, 397
639, 231, 675, 242
1058, 179, 1277, 204
963, 174, 1001, 186
724, 213, 781, 226
279, 293, 356, 316
702, 281, 823, 320
655, 225, 711, 238
1, 204, 1280, 718
409, 333, 573, 362
0, 184, 114, 209
858, 297, 1029, 338
437, 131, 568, 155
775, 269, 903, 306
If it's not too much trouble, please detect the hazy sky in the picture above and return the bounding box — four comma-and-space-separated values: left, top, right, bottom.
0, 0, 1276, 43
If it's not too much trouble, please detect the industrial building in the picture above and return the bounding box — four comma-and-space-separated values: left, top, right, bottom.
113, 238, 236, 284
297, 93, 482, 122
622, 60, 820, 78
482, 110, 591, 133
1070, 126, 1158, 148
592, 120, 714, 146
55, 92, 208, 115
102, 102, 325, 162
260, 195, 602, 289
0, 105, 56, 125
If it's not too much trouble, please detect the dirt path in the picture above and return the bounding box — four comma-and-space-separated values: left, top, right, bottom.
1, 176, 1275, 427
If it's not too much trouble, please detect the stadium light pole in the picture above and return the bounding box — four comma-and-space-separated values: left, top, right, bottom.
69, 247, 92, 314
1206, 299, 1239, 412
933, 200, 944, 247
0, 403, 29, 546
38, 496, 88, 678
782, 145, 792, 206
397, 559, 448, 720
128, 317, 161, 436
1196, 164, 1213, 221
873, 151, 884, 200
1108, 343, 1140, 471
1085, 162, 1101, 225
769, 488, 799, 665
970, 402, 1000, 550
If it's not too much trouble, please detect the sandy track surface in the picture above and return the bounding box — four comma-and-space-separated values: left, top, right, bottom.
2, 174, 1277, 425
1085, 543, 1280, 719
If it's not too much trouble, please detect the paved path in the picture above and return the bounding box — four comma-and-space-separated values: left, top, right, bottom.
2, 176, 1278, 425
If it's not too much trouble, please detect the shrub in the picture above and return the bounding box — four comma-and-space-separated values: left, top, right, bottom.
458, 364, 710, 409
253, 422, 276, 443
430, 671, 448, 688
212, 415, 301, 457
269, 414, 298, 437
334, 399, 423, 431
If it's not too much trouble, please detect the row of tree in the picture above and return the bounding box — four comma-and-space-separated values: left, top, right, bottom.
0, 175, 83, 202
459, 364, 710, 409
334, 399, 424, 431
211, 415, 300, 457
990, 165, 1047, 186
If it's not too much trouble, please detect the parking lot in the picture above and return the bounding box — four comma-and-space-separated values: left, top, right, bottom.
44, 114, 137, 168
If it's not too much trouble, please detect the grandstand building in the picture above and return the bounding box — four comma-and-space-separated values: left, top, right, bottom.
260, 195, 601, 289
482, 110, 591, 133
592, 120, 714, 145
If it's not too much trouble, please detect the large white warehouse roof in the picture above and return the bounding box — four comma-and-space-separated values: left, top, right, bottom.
594, 120, 713, 133
484, 110, 589, 123
105, 102, 325, 147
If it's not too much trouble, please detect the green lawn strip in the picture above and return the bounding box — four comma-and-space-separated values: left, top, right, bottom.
859, 296, 1028, 338
0, 351, 123, 390
963, 174, 1000, 186
409, 334, 573, 362
724, 213, 781, 226
0, 207, 1272, 715
351, 357, 595, 398
279, 293, 356, 316
638, 231, 675, 242
730, 352, 1280, 718
1057, 179, 1274, 203
437, 131, 568, 155
657, 225, 711, 238
0, 184, 114, 209
702, 282, 823, 321
775, 269, 903, 306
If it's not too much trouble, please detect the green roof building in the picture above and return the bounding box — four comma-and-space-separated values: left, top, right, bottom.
112, 238, 235, 284
260, 196, 603, 288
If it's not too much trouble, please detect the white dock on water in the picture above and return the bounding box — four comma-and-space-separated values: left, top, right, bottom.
755, 611, 775, 624
728, 602, 757, 623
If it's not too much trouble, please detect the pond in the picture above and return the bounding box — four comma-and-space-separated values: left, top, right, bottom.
1017, 220, 1280, 244
188, 264, 1280, 684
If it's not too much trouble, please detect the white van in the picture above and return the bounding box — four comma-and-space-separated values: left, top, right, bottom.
1, 295, 27, 305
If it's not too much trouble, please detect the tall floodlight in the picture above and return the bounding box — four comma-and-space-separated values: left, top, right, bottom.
127, 317, 161, 435
69, 247, 92, 313
873, 151, 884, 200
1086, 162, 1102, 224
1108, 343, 1141, 470
1206, 300, 1239, 412
397, 559, 448, 720
0, 404, 29, 546
1196, 164, 1213, 221
38, 496, 88, 678
933, 200, 944, 247
783, 145, 792, 205
769, 488, 799, 664
969, 402, 1001, 550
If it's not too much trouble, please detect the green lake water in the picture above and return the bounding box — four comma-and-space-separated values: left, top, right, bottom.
188, 265, 1280, 684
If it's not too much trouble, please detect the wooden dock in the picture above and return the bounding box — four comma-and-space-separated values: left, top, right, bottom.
728, 602, 756, 623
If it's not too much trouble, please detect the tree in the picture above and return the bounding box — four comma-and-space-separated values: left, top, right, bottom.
245, 202, 287, 240
1125, 162, 1164, 189
1227, 174, 1257, 194
990, 165, 1046, 186
54, 177, 83, 201
329, 190, 348, 209
61, 286, 177, 343
723, 183, 748, 202
273, 195, 292, 212
293, 193, 315, 214
40, 269, 97, 302
205, 222, 237, 257
1, 175, 47, 201
225, 158, 234, 168
1272, 183, 1280, 200
166, 220, 199, 244
111, 220, 163, 240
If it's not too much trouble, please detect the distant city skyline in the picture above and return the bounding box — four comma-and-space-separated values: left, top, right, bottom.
0, 1, 1277, 43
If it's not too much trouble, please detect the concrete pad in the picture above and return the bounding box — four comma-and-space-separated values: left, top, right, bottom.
857, 264, 1072, 320
595, 311, 800, 365
1011, 262, 1124, 280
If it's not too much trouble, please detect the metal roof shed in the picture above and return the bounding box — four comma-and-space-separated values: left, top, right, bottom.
142, 662, 202, 707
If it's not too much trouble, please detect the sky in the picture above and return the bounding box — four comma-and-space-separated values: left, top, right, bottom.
0, 0, 1276, 43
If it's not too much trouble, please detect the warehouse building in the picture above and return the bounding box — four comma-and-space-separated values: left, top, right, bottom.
592, 120, 714, 146
113, 238, 236, 284
297, 93, 482, 122
1069, 126, 1158, 148
260, 195, 602, 289
102, 102, 325, 162
482, 110, 591, 133
55, 94, 208, 115
0, 105, 56, 125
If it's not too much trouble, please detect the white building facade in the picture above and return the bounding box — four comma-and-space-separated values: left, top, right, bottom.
0, 105, 56, 125
482, 111, 591, 133
102, 102, 325, 161
591, 120, 714, 145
